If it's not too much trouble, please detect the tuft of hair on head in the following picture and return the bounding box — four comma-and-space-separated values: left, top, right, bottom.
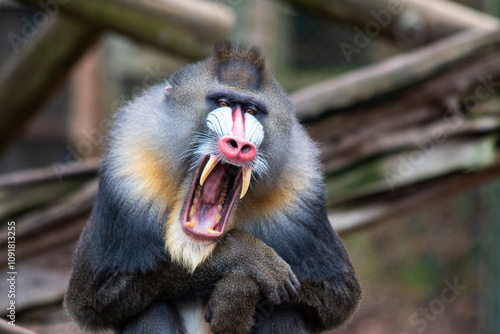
212, 41, 266, 91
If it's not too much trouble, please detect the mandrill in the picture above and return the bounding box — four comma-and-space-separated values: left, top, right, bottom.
64, 42, 361, 334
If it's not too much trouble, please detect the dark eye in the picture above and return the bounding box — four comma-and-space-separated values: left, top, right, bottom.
245, 108, 256, 115
218, 100, 229, 108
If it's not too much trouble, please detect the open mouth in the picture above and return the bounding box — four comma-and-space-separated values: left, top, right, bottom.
181, 155, 252, 240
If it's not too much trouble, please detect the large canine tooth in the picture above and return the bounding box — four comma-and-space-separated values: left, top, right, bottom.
186, 221, 195, 228
240, 167, 252, 199
200, 155, 220, 186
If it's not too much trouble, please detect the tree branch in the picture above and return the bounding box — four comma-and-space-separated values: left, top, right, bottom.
0, 319, 37, 334
334, 164, 500, 234
282, 0, 499, 44
14, 0, 235, 60
0, 159, 98, 221
0, 17, 101, 155
291, 29, 500, 120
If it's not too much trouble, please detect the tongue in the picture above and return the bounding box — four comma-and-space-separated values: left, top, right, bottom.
201, 163, 226, 204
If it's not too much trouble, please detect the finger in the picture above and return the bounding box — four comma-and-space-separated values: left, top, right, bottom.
289, 271, 301, 292
285, 278, 299, 299
277, 284, 290, 304
264, 289, 281, 305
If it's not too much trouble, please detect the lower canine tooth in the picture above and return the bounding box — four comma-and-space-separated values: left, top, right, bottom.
189, 206, 196, 219
186, 221, 195, 228
208, 226, 219, 234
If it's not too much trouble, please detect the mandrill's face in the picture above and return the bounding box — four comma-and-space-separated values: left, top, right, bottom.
180, 89, 268, 240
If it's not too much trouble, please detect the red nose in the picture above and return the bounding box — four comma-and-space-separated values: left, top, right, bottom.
218, 136, 256, 164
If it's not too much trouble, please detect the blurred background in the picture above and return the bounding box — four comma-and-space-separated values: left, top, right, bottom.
1, 0, 500, 333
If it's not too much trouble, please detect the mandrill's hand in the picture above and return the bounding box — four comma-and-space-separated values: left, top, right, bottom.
205, 273, 260, 334
219, 229, 300, 304
205, 229, 300, 333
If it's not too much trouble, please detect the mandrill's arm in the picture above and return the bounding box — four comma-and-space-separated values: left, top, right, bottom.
206, 226, 361, 334
273, 235, 361, 333
65, 230, 297, 331
243, 191, 362, 333
64, 179, 297, 332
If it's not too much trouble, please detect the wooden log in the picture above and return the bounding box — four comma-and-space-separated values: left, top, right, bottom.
0, 216, 87, 266
0, 180, 97, 264
403, 0, 500, 31
15, 0, 235, 60
292, 29, 500, 120
332, 164, 500, 234
0, 160, 98, 222
305, 50, 500, 173
0, 17, 101, 156
325, 115, 500, 173
0, 159, 99, 187
282, 0, 500, 44
7, 180, 97, 239
326, 136, 498, 204
0, 242, 76, 316
279, 1, 500, 234
0, 319, 37, 334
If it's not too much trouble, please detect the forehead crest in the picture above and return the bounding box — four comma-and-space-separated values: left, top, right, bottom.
212, 42, 266, 91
